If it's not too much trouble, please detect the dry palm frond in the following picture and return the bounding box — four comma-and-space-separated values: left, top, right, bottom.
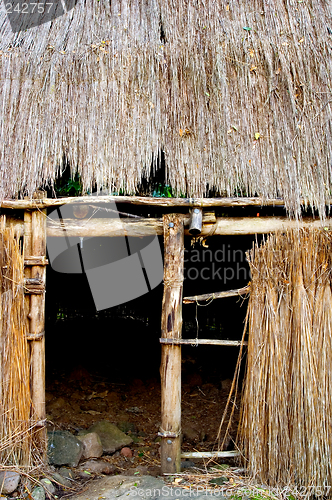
0, 1, 332, 216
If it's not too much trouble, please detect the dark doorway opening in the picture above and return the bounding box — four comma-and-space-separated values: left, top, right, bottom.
44, 229, 256, 474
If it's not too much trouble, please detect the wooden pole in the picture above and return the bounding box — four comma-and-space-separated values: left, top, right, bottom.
160, 338, 247, 346
160, 214, 184, 474
24, 195, 47, 457
181, 451, 239, 459
0, 195, 305, 210
44, 216, 332, 238
183, 285, 250, 304
5, 215, 332, 238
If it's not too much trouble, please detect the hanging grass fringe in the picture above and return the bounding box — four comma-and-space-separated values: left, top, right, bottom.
1, 1, 332, 216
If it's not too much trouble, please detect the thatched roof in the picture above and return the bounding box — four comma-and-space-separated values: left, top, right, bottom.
1, 0, 332, 215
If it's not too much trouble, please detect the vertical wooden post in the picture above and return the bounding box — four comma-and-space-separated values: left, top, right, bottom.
160, 214, 184, 474
24, 194, 47, 457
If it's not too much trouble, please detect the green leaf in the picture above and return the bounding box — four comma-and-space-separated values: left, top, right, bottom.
243, 27, 252, 31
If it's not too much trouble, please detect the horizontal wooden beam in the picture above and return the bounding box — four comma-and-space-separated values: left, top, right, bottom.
0, 195, 290, 210
46, 216, 332, 237
3, 215, 332, 237
180, 451, 240, 459
160, 338, 247, 346
183, 286, 250, 304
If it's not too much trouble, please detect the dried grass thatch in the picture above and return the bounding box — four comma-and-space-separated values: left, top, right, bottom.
1, 1, 332, 215
239, 228, 332, 492
0, 221, 41, 469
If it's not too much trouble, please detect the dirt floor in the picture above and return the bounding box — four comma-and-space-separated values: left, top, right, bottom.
45, 366, 240, 477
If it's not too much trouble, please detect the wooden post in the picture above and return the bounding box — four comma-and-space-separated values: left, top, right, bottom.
160, 214, 184, 474
24, 194, 47, 457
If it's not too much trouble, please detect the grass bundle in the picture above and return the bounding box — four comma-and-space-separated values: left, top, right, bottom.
239, 229, 332, 491
1, 1, 332, 215
0, 221, 40, 469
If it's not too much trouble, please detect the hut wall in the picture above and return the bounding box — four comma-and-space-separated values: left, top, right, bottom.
239, 228, 332, 492
0, 222, 38, 468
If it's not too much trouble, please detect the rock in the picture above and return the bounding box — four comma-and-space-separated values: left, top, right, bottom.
77, 470, 93, 480
88, 421, 132, 454
78, 460, 115, 475
51, 473, 71, 488
31, 486, 45, 500
0, 471, 20, 495
120, 447, 133, 458
181, 460, 196, 469
117, 421, 137, 434
58, 468, 75, 480
47, 430, 83, 467
60, 475, 166, 500
40, 479, 56, 495
77, 432, 103, 459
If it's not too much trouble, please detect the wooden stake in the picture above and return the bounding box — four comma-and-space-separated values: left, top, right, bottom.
24, 195, 47, 457
181, 451, 240, 459
183, 285, 250, 304
160, 338, 247, 346
160, 214, 184, 474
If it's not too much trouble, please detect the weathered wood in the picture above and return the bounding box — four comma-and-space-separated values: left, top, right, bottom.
24, 256, 49, 266
25, 278, 44, 285
0, 195, 295, 210
46, 216, 332, 237
23, 210, 33, 329
24, 195, 47, 457
5, 215, 332, 237
180, 451, 240, 459
24, 276, 45, 294
160, 214, 184, 474
26, 331, 45, 341
46, 213, 215, 237
30, 207, 47, 422
183, 285, 250, 304
160, 338, 248, 346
